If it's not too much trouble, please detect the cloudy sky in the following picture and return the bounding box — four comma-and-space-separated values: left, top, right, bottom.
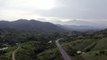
0, 0, 107, 25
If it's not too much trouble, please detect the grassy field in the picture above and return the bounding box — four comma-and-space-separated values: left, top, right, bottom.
62, 36, 107, 60
81, 38, 107, 60
92, 38, 107, 51
82, 50, 107, 60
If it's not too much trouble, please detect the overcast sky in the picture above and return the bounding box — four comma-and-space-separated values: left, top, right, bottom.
0, 0, 107, 25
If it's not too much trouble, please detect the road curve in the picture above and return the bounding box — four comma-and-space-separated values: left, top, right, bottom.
12, 46, 20, 60
56, 39, 71, 60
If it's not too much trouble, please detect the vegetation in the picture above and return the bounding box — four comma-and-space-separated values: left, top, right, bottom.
61, 29, 107, 60
0, 28, 107, 60
37, 48, 62, 60
0, 46, 17, 60
0, 29, 63, 60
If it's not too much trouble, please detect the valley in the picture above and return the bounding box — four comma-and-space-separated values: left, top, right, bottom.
0, 20, 107, 60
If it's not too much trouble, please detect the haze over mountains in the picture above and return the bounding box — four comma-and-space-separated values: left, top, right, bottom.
61, 20, 107, 31
0, 19, 106, 32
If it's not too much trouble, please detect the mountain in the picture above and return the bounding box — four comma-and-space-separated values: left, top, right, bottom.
0, 19, 65, 32
61, 25, 102, 32
0, 19, 106, 32
59, 20, 107, 32
64, 20, 95, 26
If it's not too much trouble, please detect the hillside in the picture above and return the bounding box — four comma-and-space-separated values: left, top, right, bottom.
0, 19, 65, 32
0, 20, 107, 60
60, 29, 107, 60
0, 29, 63, 60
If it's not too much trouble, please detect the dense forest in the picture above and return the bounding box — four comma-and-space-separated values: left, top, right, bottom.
0, 28, 64, 60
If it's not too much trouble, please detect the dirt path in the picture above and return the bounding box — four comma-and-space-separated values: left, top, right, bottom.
12, 46, 20, 60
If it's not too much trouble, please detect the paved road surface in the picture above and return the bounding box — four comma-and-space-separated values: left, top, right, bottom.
12, 46, 20, 60
56, 39, 71, 60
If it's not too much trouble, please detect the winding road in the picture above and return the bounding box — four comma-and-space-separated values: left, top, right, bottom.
56, 39, 71, 60
12, 39, 71, 60
12, 46, 20, 60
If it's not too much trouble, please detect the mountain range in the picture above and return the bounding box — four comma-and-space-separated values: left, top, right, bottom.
0, 19, 65, 32
0, 19, 106, 32
59, 20, 107, 31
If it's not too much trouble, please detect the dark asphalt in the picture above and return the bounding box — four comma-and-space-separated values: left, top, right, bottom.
56, 39, 71, 60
